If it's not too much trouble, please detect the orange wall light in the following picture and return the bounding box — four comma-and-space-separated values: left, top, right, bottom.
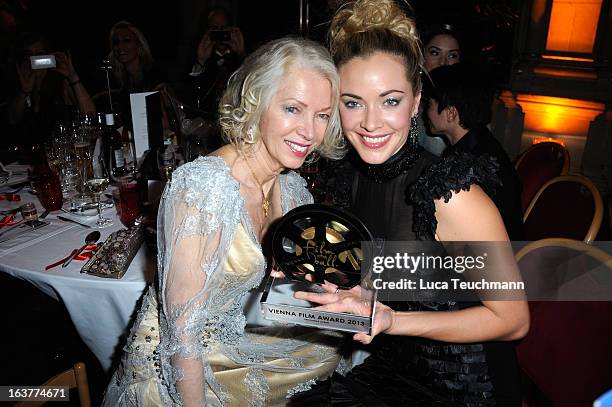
516, 94, 604, 136
545, 0, 603, 53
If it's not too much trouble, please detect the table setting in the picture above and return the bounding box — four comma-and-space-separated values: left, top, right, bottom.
0, 150, 155, 371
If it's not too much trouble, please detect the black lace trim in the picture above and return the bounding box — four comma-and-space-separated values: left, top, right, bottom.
410, 151, 501, 240
352, 141, 423, 183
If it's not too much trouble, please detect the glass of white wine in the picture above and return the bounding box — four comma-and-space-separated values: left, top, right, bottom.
85, 164, 112, 228
72, 126, 92, 202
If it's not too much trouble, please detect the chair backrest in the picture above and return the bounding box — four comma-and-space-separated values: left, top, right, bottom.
13, 362, 90, 407
523, 175, 603, 243
515, 238, 612, 406
515, 142, 570, 212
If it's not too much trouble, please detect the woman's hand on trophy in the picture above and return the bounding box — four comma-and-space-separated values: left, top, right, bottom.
270, 268, 318, 282
294, 282, 395, 344
269, 269, 286, 279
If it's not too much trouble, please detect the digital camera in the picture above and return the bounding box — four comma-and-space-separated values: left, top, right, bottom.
210, 30, 230, 42
30, 55, 57, 70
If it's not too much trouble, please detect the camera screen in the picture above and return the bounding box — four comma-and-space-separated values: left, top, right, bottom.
30, 55, 57, 70
210, 30, 230, 42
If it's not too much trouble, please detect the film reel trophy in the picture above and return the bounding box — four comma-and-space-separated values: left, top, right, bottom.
260, 204, 377, 333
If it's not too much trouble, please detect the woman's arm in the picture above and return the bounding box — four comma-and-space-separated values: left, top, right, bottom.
298, 185, 529, 345
381, 186, 529, 343
158, 161, 242, 407
163, 217, 211, 407
8, 61, 35, 124
54, 52, 96, 114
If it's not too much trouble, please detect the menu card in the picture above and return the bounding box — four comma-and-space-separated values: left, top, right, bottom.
129, 92, 163, 161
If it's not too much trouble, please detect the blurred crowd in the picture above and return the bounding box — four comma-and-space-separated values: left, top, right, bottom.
0, 0, 499, 165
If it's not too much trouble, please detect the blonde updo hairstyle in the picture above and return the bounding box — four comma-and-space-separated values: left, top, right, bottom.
219, 37, 345, 160
329, 0, 424, 95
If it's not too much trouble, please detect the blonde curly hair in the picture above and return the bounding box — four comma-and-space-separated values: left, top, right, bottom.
218, 37, 345, 160
329, 0, 424, 94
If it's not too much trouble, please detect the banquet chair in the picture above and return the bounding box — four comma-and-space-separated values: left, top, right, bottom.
523, 174, 603, 243
515, 238, 612, 406
14, 362, 91, 407
515, 142, 570, 212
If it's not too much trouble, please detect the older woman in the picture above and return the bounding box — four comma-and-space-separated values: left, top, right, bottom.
103, 37, 345, 407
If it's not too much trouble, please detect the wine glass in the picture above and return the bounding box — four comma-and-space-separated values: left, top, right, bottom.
72, 125, 92, 198
85, 161, 113, 228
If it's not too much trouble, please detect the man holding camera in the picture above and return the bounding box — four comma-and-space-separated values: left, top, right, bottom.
190, 7, 245, 117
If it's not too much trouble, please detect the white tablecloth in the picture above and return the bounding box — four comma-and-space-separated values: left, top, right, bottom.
0, 190, 155, 371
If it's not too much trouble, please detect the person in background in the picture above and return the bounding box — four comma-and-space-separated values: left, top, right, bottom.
103, 20, 168, 129
103, 36, 347, 406
108, 20, 166, 96
180, 7, 245, 155
422, 23, 463, 72
414, 23, 463, 157
425, 63, 523, 239
190, 6, 245, 117
290, 1, 528, 405
7, 31, 95, 148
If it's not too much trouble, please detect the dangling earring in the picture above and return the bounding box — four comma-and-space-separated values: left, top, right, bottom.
409, 115, 419, 148
246, 127, 255, 144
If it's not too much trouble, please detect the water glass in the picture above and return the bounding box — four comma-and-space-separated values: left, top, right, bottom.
119, 179, 140, 227
36, 172, 64, 211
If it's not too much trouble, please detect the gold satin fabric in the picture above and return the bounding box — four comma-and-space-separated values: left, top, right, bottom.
120, 224, 342, 406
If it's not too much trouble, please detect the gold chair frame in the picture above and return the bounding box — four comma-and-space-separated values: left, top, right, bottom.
523, 175, 604, 244
14, 362, 91, 407
515, 141, 570, 174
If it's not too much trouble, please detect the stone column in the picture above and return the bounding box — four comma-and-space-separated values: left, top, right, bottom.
524, 0, 550, 57
491, 91, 526, 161
582, 105, 612, 194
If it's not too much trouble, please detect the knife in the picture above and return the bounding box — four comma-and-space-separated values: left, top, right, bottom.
56, 215, 92, 228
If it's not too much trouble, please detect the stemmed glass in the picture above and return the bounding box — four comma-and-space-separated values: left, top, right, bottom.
72, 125, 92, 199
85, 160, 113, 228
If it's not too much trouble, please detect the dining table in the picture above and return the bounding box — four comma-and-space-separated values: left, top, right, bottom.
0, 166, 295, 375
0, 172, 155, 372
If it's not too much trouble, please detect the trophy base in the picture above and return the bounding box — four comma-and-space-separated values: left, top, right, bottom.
260, 277, 373, 334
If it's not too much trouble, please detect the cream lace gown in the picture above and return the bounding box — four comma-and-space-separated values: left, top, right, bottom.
103, 156, 342, 406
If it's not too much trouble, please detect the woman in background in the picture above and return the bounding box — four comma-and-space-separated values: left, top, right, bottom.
417, 23, 463, 156
8, 32, 95, 147
98, 20, 169, 134
108, 20, 165, 95
423, 23, 463, 72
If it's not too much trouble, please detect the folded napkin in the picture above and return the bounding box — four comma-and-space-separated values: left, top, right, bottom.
81, 224, 144, 278
0, 163, 30, 188
0, 221, 71, 256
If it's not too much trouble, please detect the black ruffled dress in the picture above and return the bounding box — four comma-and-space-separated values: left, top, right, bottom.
291, 149, 522, 407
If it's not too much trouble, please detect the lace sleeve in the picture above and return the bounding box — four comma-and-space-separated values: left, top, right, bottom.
157, 157, 241, 406
280, 170, 314, 214
410, 151, 501, 240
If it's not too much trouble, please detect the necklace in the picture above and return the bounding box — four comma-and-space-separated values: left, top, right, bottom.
352, 140, 423, 183
242, 154, 275, 217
